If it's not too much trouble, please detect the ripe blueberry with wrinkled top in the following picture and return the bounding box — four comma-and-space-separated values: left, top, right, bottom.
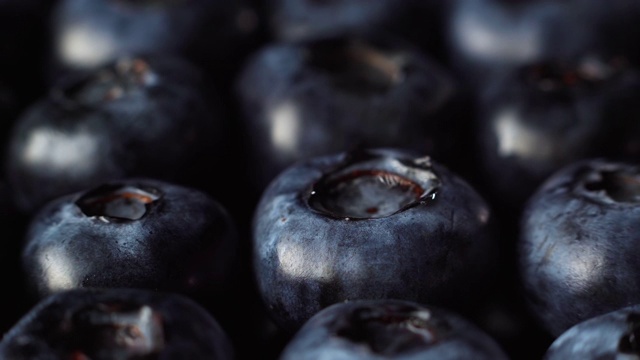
5, 54, 228, 214
21, 177, 238, 304
544, 304, 640, 359
0, 287, 234, 359
252, 147, 499, 332
280, 299, 510, 360
475, 56, 640, 211
235, 32, 463, 194
519, 158, 640, 336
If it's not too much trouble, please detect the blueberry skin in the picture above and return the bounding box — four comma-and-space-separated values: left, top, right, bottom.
236, 32, 461, 194
21, 177, 238, 302
519, 158, 640, 337
5, 54, 228, 214
543, 304, 640, 359
474, 57, 640, 212
280, 299, 509, 360
252, 147, 499, 332
0, 288, 234, 359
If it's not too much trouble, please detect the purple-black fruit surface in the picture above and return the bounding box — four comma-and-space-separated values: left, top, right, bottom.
0, 287, 234, 359
544, 304, 640, 359
474, 56, 640, 212
4, 54, 229, 214
235, 31, 464, 195
519, 158, 640, 337
252, 147, 499, 333
280, 299, 509, 360
21, 178, 238, 303
47, 0, 260, 87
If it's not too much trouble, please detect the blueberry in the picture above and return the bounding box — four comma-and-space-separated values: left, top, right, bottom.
0, 287, 234, 359
235, 32, 464, 194
474, 56, 640, 212
263, 0, 446, 53
21, 177, 238, 305
5, 54, 229, 214
544, 304, 640, 359
47, 0, 259, 87
518, 158, 640, 336
279, 299, 509, 360
252, 147, 499, 332
444, 0, 598, 89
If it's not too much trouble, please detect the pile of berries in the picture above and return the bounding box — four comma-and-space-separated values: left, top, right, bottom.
2, 1, 640, 359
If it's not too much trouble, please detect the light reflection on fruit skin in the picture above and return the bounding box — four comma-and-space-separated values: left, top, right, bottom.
493, 108, 556, 160
22, 126, 101, 176
58, 21, 117, 69
36, 243, 77, 294
268, 101, 302, 157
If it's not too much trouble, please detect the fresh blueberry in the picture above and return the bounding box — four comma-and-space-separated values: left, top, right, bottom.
252, 147, 499, 333
21, 177, 238, 306
474, 56, 640, 212
263, 0, 446, 54
444, 0, 598, 89
4, 54, 229, 214
544, 304, 640, 359
519, 158, 640, 337
47, 0, 260, 87
0, 287, 234, 359
279, 299, 509, 360
235, 32, 465, 195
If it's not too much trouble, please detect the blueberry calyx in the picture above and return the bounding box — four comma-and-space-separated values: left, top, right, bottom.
577, 166, 640, 203
619, 313, 640, 355
307, 151, 440, 220
76, 184, 162, 222
64, 302, 165, 359
332, 303, 451, 356
306, 38, 404, 95
53, 57, 158, 108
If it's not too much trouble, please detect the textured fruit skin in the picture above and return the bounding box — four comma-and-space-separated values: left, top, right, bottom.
519, 158, 640, 337
252, 148, 498, 332
280, 299, 509, 360
235, 32, 461, 193
0, 288, 234, 359
5, 54, 228, 214
543, 304, 640, 359
21, 178, 238, 302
